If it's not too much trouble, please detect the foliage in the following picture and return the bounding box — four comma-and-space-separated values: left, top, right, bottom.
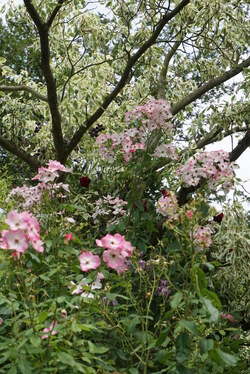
0, 0, 249, 372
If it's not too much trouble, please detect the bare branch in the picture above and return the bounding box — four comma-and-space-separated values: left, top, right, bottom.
0, 135, 41, 171
66, 0, 190, 157
0, 85, 48, 102
171, 56, 250, 115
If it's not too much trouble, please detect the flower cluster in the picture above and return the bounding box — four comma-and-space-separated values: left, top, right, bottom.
176, 150, 234, 189
6, 184, 43, 209
153, 143, 179, 160
92, 195, 127, 225
0, 210, 44, 255
193, 226, 213, 250
69, 272, 104, 299
96, 128, 145, 162
156, 191, 178, 219
125, 98, 173, 132
96, 98, 173, 162
157, 279, 172, 298
7, 160, 72, 209
78, 234, 134, 275
33, 160, 72, 183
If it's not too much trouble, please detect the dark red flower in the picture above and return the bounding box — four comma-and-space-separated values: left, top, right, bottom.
162, 189, 169, 198
80, 176, 91, 188
213, 213, 224, 223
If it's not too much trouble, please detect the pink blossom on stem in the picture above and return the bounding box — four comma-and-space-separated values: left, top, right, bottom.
65, 233, 73, 242
103, 248, 127, 274
41, 321, 58, 340
79, 251, 101, 272
2, 229, 28, 252
193, 226, 213, 249
96, 233, 125, 251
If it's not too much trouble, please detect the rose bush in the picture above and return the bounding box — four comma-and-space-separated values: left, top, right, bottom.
0, 99, 249, 372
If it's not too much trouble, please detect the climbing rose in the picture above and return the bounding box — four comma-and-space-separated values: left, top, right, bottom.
65, 233, 73, 242
96, 233, 125, 250
213, 213, 224, 223
103, 248, 127, 275
80, 176, 91, 188
79, 251, 101, 272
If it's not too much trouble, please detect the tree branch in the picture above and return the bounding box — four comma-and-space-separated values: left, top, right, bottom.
46, 0, 66, 28
158, 39, 182, 98
0, 135, 41, 171
0, 85, 48, 102
23, 0, 66, 162
229, 130, 250, 162
66, 0, 190, 157
171, 56, 250, 115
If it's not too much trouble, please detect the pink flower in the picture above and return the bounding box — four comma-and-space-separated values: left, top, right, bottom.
193, 227, 213, 249
2, 229, 27, 252
186, 210, 193, 219
5, 210, 30, 231
68, 281, 84, 294
220, 313, 237, 324
91, 272, 105, 290
103, 248, 127, 274
96, 233, 125, 250
27, 216, 40, 241
30, 238, 44, 253
65, 233, 73, 242
0, 318, 3, 325
33, 167, 59, 183
41, 321, 58, 340
121, 240, 134, 258
47, 160, 72, 173
79, 251, 101, 272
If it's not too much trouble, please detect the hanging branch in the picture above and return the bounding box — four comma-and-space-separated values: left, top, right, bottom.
0, 85, 48, 102
0, 135, 40, 171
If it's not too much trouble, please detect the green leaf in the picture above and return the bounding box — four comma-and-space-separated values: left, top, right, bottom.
201, 289, 222, 309
176, 364, 192, 374
176, 333, 190, 363
202, 297, 220, 323
179, 320, 199, 336
71, 320, 82, 332
192, 267, 207, 294
38, 310, 48, 323
18, 360, 33, 374
155, 329, 170, 348
208, 349, 221, 364
88, 341, 110, 354
30, 336, 41, 347
170, 292, 183, 309
199, 338, 214, 353
217, 349, 239, 366
57, 352, 76, 367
